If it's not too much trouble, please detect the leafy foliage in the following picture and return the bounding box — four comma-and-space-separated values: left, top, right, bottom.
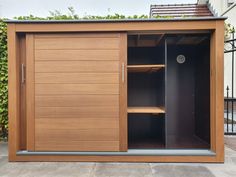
16, 7, 149, 20
225, 23, 235, 39
0, 19, 8, 141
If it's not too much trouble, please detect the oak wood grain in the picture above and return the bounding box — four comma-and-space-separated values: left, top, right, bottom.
35, 95, 119, 107
35, 49, 119, 61
26, 34, 35, 151
35, 61, 119, 73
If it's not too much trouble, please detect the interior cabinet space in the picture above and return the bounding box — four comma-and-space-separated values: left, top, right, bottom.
127, 33, 211, 150
127, 34, 166, 149
128, 114, 165, 149
165, 34, 211, 149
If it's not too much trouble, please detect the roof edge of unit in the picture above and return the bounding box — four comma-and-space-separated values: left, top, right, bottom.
4, 17, 227, 23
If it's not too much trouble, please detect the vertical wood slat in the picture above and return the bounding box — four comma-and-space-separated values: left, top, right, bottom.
210, 28, 216, 152
7, 24, 19, 160
119, 33, 128, 151
19, 35, 27, 150
215, 21, 225, 162
26, 34, 35, 151
210, 20, 224, 163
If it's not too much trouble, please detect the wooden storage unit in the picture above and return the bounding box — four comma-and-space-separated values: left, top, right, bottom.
7, 18, 225, 162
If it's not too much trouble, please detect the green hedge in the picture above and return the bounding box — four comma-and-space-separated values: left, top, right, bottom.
0, 19, 8, 141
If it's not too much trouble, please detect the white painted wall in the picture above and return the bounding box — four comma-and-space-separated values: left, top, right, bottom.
223, 4, 236, 98
208, 0, 236, 97
208, 0, 228, 15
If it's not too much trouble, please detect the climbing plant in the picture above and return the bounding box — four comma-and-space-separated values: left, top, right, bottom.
225, 22, 235, 40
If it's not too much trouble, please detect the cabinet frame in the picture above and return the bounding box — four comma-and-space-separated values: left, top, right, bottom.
7, 19, 224, 162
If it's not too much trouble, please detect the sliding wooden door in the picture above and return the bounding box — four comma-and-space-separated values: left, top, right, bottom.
25, 33, 127, 152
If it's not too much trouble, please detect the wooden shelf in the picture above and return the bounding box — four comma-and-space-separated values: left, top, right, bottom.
127, 107, 165, 114
127, 64, 165, 73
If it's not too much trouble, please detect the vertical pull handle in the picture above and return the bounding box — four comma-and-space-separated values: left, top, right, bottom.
21, 64, 25, 84
121, 62, 125, 83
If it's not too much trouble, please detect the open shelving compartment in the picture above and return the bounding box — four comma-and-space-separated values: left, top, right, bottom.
127, 33, 211, 150
127, 34, 166, 149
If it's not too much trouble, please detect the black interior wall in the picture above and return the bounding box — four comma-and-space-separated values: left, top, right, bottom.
128, 71, 164, 107
128, 47, 165, 65
128, 46, 166, 148
128, 114, 165, 149
194, 44, 210, 143
166, 39, 210, 149
166, 44, 195, 148
127, 35, 210, 150
128, 47, 165, 107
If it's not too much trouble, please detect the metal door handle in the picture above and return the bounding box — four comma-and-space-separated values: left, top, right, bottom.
21, 64, 25, 84
121, 62, 125, 83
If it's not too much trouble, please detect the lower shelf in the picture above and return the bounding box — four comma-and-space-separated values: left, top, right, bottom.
129, 138, 165, 149
127, 107, 165, 114
129, 136, 210, 149
166, 136, 210, 149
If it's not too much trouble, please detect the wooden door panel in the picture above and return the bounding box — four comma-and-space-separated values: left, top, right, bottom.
35, 83, 119, 95
35, 73, 119, 84
26, 33, 127, 152
35, 141, 120, 152
36, 118, 119, 129
35, 37, 120, 49
35, 95, 119, 107
35, 49, 119, 61
35, 106, 119, 119
35, 61, 119, 72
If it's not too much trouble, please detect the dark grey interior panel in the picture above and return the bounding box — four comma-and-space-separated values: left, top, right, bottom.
127, 34, 210, 150
166, 35, 210, 149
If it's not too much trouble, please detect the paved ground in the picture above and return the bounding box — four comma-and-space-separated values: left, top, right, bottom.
225, 136, 236, 151
0, 138, 236, 177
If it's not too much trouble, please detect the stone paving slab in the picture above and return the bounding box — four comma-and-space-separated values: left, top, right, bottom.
0, 162, 94, 177
206, 164, 236, 177
225, 136, 236, 151
0, 156, 7, 167
0, 142, 8, 156
151, 165, 215, 177
93, 163, 152, 177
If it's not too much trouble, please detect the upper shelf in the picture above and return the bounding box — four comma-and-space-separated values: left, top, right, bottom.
127, 64, 165, 73
127, 107, 165, 114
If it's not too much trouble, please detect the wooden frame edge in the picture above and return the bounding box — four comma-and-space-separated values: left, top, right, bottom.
14, 21, 218, 32
7, 20, 225, 162
119, 32, 128, 151
7, 23, 19, 161
12, 154, 222, 163
210, 20, 224, 163
215, 20, 225, 162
